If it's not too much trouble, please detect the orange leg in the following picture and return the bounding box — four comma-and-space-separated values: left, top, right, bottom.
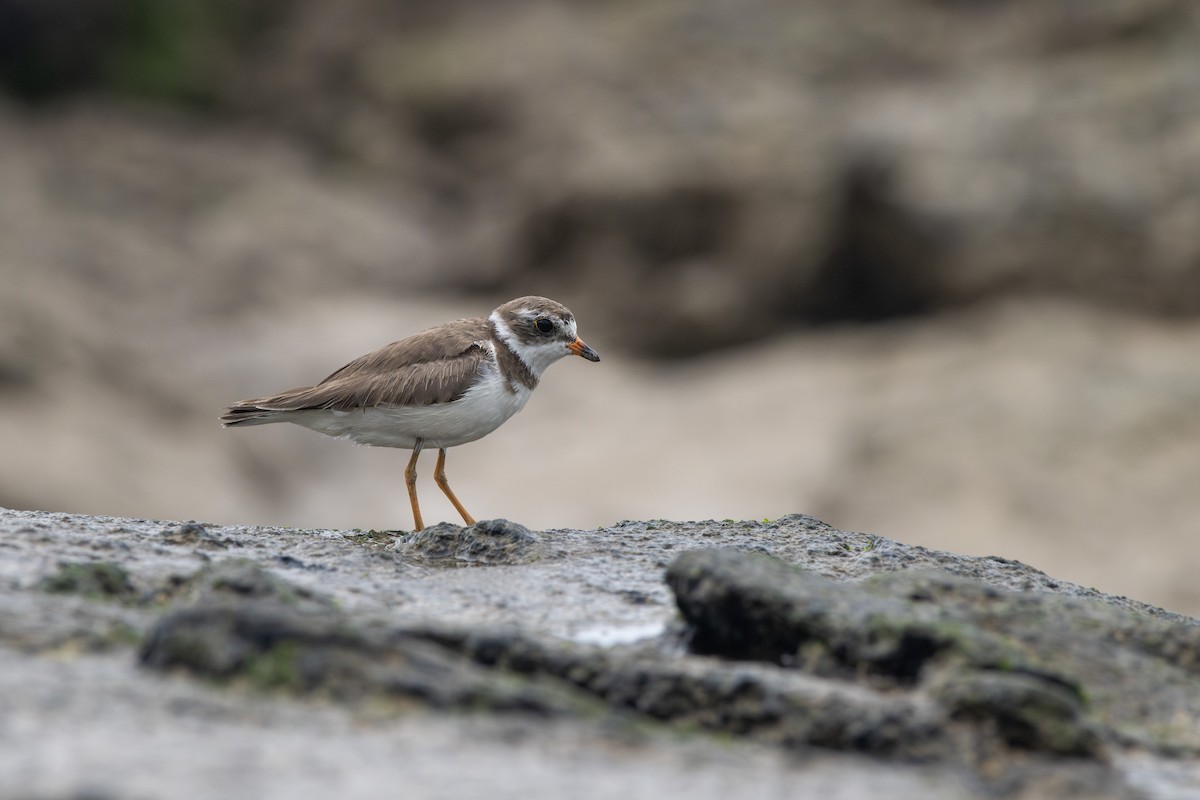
405, 444, 425, 531
434, 448, 477, 526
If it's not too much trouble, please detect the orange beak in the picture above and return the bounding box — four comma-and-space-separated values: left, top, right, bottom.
569, 337, 601, 362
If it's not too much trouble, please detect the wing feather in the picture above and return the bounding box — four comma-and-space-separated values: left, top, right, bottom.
229, 317, 493, 414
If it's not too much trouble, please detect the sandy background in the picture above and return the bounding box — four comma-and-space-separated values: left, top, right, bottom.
1, 0, 1199, 614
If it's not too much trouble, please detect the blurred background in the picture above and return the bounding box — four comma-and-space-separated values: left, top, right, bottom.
1, 0, 1199, 612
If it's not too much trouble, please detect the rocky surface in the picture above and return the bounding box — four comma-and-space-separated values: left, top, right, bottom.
3, 507, 1199, 799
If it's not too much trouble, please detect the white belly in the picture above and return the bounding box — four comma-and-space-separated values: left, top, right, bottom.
291, 369, 531, 449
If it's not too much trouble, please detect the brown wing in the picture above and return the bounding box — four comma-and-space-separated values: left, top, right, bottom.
236, 317, 492, 412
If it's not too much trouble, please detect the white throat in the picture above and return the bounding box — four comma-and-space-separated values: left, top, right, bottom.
490, 311, 569, 378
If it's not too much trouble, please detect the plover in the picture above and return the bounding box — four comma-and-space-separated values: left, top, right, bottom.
221, 296, 600, 530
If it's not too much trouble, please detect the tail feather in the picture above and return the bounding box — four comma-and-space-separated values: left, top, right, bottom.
222, 382, 328, 427
220, 404, 291, 427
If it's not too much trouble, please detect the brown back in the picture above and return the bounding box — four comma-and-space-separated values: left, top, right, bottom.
246, 317, 492, 411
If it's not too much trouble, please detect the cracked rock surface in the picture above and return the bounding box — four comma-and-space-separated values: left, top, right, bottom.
1, 508, 1198, 799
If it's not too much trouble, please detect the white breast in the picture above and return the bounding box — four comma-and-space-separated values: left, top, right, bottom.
292, 362, 532, 449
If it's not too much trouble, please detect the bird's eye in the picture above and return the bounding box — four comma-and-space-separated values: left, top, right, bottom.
535, 318, 554, 334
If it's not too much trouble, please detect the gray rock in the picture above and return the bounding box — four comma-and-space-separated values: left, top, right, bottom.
167, 558, 338, 612
40, 561, 137, 602
140, 596, 590, 716
424, 624, 950, 760
3, 508, 1196, 799
159, 521, 229, 550
396, 518, 541, 565
666, 548, 1200, 759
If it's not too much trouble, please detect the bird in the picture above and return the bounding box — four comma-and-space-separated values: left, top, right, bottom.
221, 296, 600, 531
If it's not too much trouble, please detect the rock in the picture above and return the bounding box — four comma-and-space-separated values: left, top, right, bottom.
424, 625, 950, 760
396, 519, 541, 565
39, 561, 137, 602
166, 558, 337, 611
141, 588, 596, 715
4, 508, 1195, 799
137, 552, 1117, 772
665, 549, 1200, 759
666, 550, 998, 680
159, 521, 228, 549
932, 670, 1098, 758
